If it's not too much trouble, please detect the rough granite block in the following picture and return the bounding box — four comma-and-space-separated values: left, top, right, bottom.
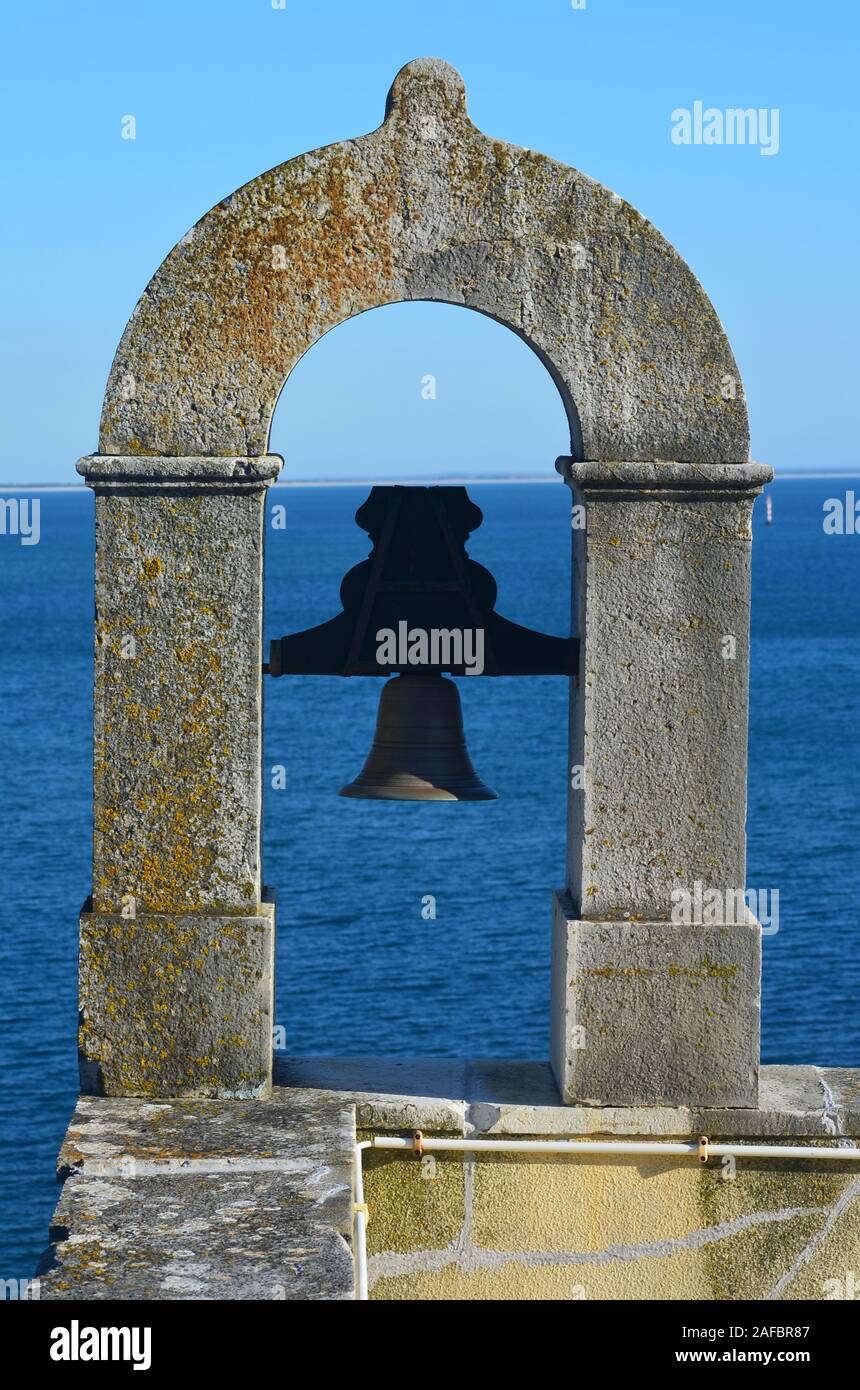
551, 892, 760, 1108
89, 485, 268, 916
79, 896, 275, 1099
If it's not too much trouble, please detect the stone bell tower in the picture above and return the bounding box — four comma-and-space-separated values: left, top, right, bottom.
75, 56, 770, 1108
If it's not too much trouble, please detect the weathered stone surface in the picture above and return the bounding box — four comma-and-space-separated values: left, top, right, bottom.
57, 1091, 355, 1174
39, 1070, 860, 1301
819, 1066, 860, 1119
550, 459, 771, 1106
562, 459, 771, 922
77, 466, 278, 1097
40, 1094, 355, 1301
87, 487, 272, 916
699, 1066, 860, 1139
40, 1172, 353, 1302
79, 899, 275, 1098
551, 895, 761, 1107
363, 1146, 466, 1260
98, 58, 748, 465
275, 1056, 466, 1132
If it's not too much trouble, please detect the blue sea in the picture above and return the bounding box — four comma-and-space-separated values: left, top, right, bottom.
1, 477, 858, 1276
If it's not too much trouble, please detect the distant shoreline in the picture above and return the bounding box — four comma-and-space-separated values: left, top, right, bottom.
2, 471, 859, 491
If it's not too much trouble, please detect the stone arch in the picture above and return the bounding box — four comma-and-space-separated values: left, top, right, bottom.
77, 57, 770, 1107
99, 57, 748, 465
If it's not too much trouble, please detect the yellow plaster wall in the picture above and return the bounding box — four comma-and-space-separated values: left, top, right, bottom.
363, 1144, 860, 1301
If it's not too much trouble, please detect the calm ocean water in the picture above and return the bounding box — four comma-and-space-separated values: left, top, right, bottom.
0, 477, 858, 1274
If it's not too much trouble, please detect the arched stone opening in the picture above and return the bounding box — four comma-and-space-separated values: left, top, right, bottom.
263, 298, 572, 1054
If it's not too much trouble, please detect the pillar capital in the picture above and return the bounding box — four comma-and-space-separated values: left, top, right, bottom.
76, 454, 283, 490
557, 458, 773, 495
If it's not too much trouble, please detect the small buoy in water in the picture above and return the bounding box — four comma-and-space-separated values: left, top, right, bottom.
766, 496, 773, 525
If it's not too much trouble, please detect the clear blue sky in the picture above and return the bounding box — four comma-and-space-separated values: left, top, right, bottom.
2, 0, 857, 482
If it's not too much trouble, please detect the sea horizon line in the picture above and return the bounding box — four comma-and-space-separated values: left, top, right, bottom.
2, 469, 860, 491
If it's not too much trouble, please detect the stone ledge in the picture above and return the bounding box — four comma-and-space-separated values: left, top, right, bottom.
39, 1172, 353, 1301
76, 454, 283, 489
274, 1057, 467, 1133
557, 458, 773, 493
56, 1092, 356, 1179
275, 1057, 860, 1140
39, 1093, 355, 1301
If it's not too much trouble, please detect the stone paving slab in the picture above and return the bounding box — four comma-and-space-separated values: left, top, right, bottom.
276, 1057, 860, 1139
274, 1056, 466, 1133
58, 1091, 355, 1180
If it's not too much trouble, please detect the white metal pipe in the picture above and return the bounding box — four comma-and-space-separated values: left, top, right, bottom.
352, 1142, 371, 1302
370, 1135, 860, 1161
707, 1143, 860, 1161
374, 1136, 698, 1157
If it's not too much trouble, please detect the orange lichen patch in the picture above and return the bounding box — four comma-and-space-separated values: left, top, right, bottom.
218, 149, 401, 380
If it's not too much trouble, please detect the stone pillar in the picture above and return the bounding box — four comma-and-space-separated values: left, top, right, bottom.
552, 460, 772, 1108
76, 454, 281, 1098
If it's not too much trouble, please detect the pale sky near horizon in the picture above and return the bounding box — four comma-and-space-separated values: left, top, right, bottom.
2, 0, 857, 482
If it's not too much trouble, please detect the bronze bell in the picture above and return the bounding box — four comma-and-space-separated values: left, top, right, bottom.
339, 673, 498, 802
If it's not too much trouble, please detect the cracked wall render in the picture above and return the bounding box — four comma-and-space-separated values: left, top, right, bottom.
364, 1148, 860, 1301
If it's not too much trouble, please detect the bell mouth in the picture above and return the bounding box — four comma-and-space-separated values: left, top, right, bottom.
339, 673, 499, 803
339, 780, 491, 802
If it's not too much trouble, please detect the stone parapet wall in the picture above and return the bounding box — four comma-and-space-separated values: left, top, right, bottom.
39, 1060, 860, 1301
286, 1058, 860, 1301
